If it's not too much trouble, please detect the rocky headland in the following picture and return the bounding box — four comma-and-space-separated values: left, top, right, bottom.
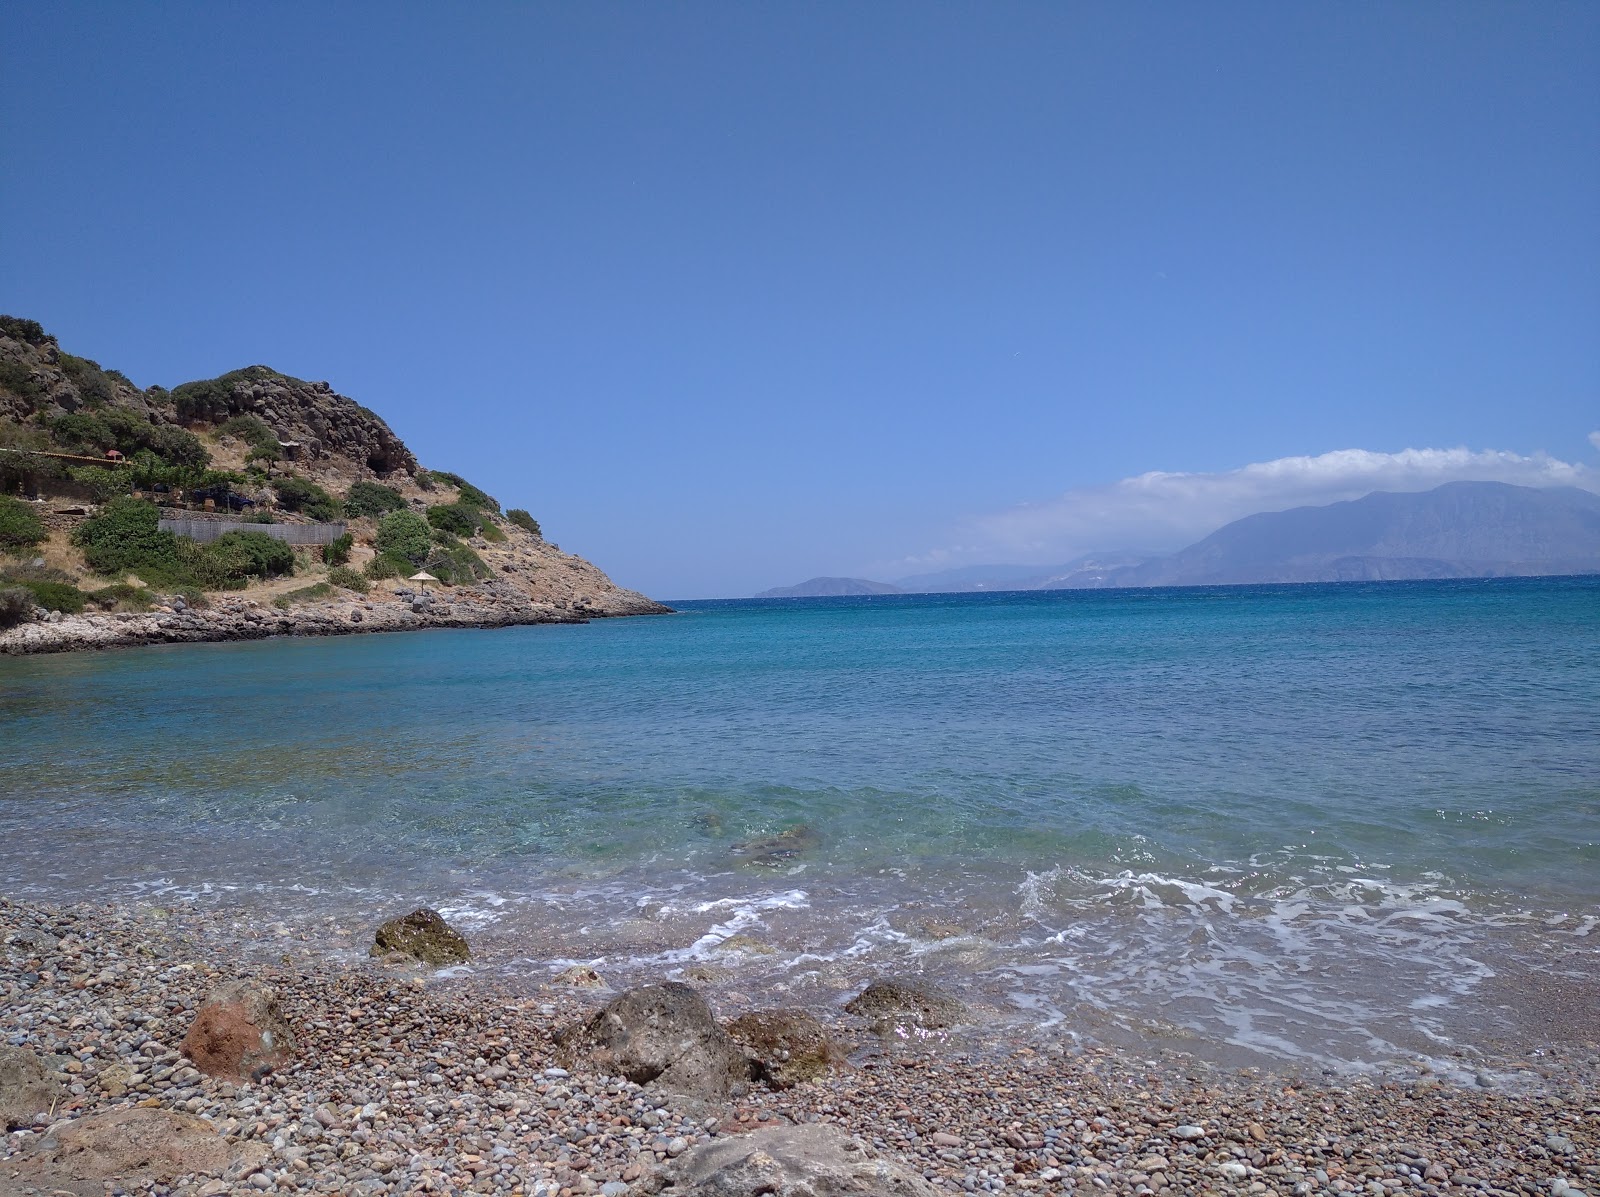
3, 896, 1596, 1197
0, 316, 669, 657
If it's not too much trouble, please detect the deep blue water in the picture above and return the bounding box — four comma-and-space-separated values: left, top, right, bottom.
2, 577, 1597, 1076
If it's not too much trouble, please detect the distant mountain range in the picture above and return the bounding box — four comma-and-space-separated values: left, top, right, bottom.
753, 482, 1600, 597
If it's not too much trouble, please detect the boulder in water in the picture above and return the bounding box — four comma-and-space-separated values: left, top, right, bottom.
371, 907, 470, 966
844, 977, 966, 1032
556, 982, 752, 1098
725, 1009, 840, 1089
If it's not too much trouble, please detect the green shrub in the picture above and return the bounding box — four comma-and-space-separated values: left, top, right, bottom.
0, 496, 45, 548
217, 414, 279, 452
425, 533, 490, 584
506, 509, 542, 539
67, 466, 132, 502
344, 480, 407, 518
426, 502, 483, 537
1, 566, 90, 614
430, 470, 499, 512
144, 424, 209, 469
0, 316, 50, 345
0, 361, 45, 401
273, 582, 334, 609
327, 565, 368, 592
4, 577, 88, 614
272, 477, 340, 522
322, 532, 353, 565
71, 498, 183, 578
211, 530, 295, 579
0, 586, 34, 627
59, 354, 119, 407
243, 511, 277, 523
375, 510, 431, 566
363, 551, 411, 580
51, 411, 115, 451
87, 581, 153, 611
171, 539, 238, 590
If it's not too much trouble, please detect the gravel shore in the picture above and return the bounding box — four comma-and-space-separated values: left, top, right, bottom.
3, 897, 1595, 1197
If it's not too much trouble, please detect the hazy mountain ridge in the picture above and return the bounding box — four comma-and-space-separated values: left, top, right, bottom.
1117, 481, 1600, 586
755, 481, 1600, 598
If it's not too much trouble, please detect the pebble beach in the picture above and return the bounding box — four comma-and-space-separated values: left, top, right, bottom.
3, 896, 1596, 1197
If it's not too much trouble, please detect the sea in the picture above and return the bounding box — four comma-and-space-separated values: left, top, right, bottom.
2, 577, 1597, 1084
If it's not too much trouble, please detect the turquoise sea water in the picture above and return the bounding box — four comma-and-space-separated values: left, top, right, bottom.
3, 578, 1597, 1077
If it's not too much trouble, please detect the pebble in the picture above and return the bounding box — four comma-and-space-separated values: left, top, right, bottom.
2, 895, 1598, 1197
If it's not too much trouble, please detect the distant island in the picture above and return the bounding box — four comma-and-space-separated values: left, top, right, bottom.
0, 315, 668, 654
755, 481, 1600, 597
755, 576, 904, 598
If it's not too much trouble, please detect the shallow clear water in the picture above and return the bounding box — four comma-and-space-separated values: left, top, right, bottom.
3, 578, 1597, 1078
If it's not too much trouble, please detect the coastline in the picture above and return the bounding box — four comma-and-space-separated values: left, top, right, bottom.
0, 586, 672, 657
3, 895, 1596, 1197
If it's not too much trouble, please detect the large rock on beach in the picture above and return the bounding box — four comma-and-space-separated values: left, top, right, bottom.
638, 1123, 940, 1197
9, 1107, 235, 1194
557, 982, 752, 1098
372, 906, 471, 966
179, 978, 296, 1081
844, 977, 967, 1032
0, 1046, 62, 1129
725, 1009, 840, 1089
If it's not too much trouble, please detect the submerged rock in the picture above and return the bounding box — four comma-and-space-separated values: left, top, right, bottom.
0, 1045, 62, 1129
844, 977, 967, 1032
726, 1009, 841, 1089
638, 1124, 939, 1197
731, 825, 820, 867
371, 907, 471, 966
717, 935, 777, 956
556, 982, 751, 1098
179, 978, 297, 1081
551, 964, 607, 988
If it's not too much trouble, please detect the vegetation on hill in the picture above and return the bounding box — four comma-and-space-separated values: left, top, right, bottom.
69, 498, 296, 591
0, 316, 562, 606
430, 471, 500, 512
426, 501, 490, 537
0, 495, 45, 549
272, 476, 340, 522
344, 480, 407, 518
506, 509, 541, 539
374, 510, 432, 566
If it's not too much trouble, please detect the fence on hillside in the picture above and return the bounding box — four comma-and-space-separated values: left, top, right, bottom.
158, 517, 348, 546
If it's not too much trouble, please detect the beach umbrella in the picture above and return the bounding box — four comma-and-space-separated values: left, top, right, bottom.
408, 570, 438, 593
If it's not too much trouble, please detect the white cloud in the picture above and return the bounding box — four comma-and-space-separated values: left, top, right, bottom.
1589, 430, 1600, 453
921, 445, 1599, 567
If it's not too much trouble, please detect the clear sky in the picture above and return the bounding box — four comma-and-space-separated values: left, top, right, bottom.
5, 2, 1597, 598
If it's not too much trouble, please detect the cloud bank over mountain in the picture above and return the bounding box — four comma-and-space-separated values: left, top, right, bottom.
895, 445, 1600, 572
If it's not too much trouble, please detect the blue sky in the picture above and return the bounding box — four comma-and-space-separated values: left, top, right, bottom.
4, 2, 1597, 597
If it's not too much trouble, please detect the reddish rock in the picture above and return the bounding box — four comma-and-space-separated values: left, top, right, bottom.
179, 978, 296, 1081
